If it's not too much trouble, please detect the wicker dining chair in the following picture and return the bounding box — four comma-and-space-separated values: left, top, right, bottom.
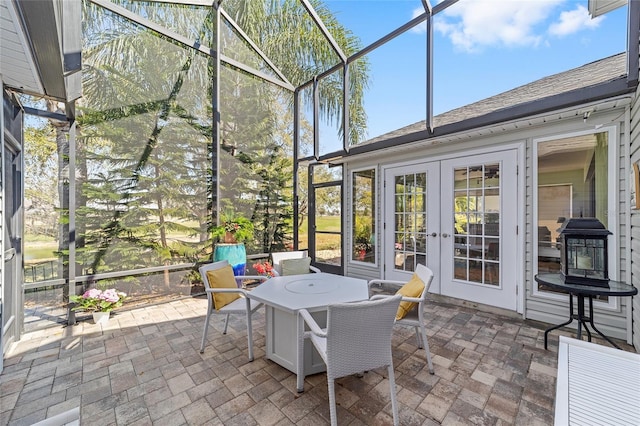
199, 260, 267, 361
369, 263, 435, 374
269, 250, 321, 276
298, 295, 402, 426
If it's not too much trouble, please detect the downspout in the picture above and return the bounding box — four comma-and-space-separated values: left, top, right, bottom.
0, 84, 5, 373
624, 105, 632, 345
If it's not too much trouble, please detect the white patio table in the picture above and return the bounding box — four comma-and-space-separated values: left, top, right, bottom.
247, 272, 369, 391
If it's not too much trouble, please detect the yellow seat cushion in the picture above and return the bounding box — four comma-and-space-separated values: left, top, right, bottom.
395, 273, 425, 320
206, 265, 241, 310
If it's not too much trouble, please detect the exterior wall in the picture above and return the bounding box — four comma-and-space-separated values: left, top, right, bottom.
630, 85, 640, 350
525, 114, 630, 341
344, 165, 384, 283
1, 85, 5, 371
344, 103, 634, 341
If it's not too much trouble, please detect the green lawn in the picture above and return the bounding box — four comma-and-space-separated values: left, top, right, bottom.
298, 215, 341, 250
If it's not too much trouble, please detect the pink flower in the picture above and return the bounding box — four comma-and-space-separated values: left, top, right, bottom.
100, 289, 120, 303
83, 288, 102, 299
253, 261, 274, 278
70, 287, 126, 314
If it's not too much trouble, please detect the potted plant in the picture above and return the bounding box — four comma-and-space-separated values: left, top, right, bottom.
212, 212, 254, 243
354, 241, 371, 261
353, 220, 373, 261
212, 211, 254, 275
253, 260, 274, 278
70, 288, 127, 324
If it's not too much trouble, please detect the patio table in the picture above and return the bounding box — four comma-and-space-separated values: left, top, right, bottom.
535, 273, 637, 349
247, 273, 368, 391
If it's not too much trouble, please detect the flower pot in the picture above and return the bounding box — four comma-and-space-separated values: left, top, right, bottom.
92, 311, 110, 325
214, 242, 247, 280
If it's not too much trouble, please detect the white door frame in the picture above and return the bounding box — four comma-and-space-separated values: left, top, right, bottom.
440, 150, 518, 311
382, 143, 525, 313
383, 162, 441, 284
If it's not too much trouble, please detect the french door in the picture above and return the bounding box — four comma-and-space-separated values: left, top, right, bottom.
384, 149, 519, 311
2, 135, 23, 370
308, 164, 343, 275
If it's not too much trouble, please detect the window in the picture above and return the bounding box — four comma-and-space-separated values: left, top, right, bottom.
352, 169, 376, 263
453, 164, 501, 285
536, 131, 610, 294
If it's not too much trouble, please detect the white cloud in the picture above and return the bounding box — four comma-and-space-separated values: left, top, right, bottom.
411, 7, 428, 34
433, 0, 564, 52
548, 5, 604, 37
412, 0, 606, 53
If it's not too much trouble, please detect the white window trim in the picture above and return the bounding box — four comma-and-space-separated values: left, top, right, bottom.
532, 125, 620, 311
348, 165, 378, 267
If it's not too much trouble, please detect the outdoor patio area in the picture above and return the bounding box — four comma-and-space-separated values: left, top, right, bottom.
3, 294, 634, 426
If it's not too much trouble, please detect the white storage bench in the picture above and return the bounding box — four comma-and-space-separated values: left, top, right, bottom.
555, 336, 640, 425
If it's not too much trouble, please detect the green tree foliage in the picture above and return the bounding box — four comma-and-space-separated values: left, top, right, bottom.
71, 0, 368, 278
24, 124, 58, 238
78, 3, 213, 274
217, 0, 367, 252
223, 0, 369, 143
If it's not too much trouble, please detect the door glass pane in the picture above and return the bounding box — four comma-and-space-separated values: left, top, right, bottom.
297, 163, 309, 250
315, 185, 341, 267
394, 172, 427, 272
352, 169, 376, 263
315, 233, 341, 265
453, 164, 501, 286
537, 132, 608, 296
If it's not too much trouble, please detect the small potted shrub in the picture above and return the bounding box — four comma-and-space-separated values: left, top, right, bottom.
70, 288, 127, 324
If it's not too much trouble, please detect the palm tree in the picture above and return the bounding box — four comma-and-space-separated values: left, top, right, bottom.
223, 0, 369, 142
73, 0, 369, 275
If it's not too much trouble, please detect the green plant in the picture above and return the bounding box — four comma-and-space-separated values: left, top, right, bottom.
353, 219, 372, 250
69, 288, 127, 312
213, 212, 254, 243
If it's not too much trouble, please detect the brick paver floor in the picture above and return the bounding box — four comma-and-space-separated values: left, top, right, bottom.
0, 294, 634, 425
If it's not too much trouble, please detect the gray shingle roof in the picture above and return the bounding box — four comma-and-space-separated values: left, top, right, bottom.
361, 53, 627, 145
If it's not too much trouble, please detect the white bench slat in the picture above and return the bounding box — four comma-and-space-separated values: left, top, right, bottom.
555, 336, 640, 426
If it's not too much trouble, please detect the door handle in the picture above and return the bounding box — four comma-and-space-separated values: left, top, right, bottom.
441, 233, 450, 238
430, 232, 437, 237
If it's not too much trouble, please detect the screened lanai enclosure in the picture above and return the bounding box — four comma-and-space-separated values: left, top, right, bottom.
3, 0, 638, 344
14, 0, 389, 329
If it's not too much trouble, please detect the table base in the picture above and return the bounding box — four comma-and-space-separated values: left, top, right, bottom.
264, 306, 326, 376
544, 294, 620, 350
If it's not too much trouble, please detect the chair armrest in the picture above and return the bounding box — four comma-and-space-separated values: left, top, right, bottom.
298, 309, 327, 338
370, 294, 393, 301
370, 293, 420, 303
368, 280, 404, 297
270, 269, 319, 277
398, 296, 422, 303
235, 275, 269, 282
368, 279, 405, 288
235, 275, 268, 289
205, 287, 248, 296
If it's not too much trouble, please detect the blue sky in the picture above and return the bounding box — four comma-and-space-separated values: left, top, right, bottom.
317, 0, 628, 149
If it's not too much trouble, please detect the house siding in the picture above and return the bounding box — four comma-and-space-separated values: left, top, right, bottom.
630, 84, 640, 351
514, 110, 631, 341
344, 103, 634, 341
343, 171, 383, 282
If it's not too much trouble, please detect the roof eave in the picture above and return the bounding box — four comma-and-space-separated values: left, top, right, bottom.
338, 77, 635, 159
13, 0, 81, 103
